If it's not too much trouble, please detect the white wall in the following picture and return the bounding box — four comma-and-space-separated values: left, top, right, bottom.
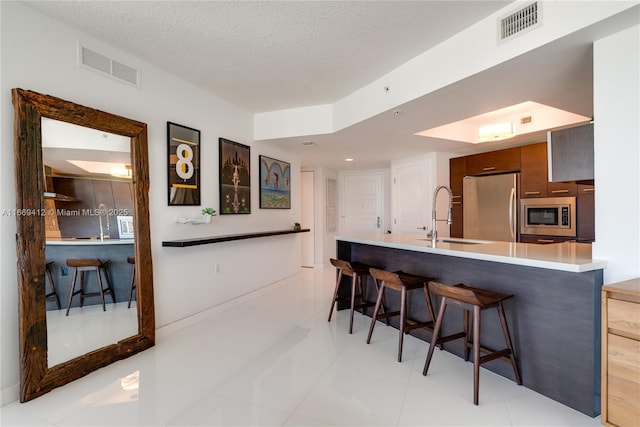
592, 24, 640, 284
302, 166, 339, 267
0, 2, 302, 402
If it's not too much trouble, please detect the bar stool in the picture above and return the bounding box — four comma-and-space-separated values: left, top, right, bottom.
127, 256, 136, 308
65, 258, 115, 316
45, 261, 61, 309
328, 258, 384, 334
367, 268, 438, 362
423, 281, 522, 405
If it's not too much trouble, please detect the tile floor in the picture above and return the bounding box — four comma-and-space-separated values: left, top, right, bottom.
1, 265, 602, 426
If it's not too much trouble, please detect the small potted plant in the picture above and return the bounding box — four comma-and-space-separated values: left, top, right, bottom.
201, 207, 217, 223
293, 222, 301, 231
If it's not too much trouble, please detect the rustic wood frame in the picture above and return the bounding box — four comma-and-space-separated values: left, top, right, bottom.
12, 88, 155, 402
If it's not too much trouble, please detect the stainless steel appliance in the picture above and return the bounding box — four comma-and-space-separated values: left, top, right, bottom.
463, 173, 518, 242
520, 196, 576, 237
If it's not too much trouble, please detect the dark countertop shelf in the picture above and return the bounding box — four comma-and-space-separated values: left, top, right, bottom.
162, 228, 310, 247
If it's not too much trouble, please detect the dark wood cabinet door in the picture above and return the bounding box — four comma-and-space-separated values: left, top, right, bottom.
449, 156, 465, 237
577, 184, 595, 242
547, 181, 578, 197
519, 235, 576, 244
520, 142, 548, 197
465, 146, 521, 176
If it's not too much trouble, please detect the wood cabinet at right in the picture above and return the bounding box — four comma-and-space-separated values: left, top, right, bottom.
602, 279, 640, 427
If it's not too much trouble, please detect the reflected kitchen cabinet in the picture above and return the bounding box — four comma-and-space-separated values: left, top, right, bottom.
49, 177, 133, 239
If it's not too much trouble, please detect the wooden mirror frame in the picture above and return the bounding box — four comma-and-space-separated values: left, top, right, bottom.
12, 88, 155, 402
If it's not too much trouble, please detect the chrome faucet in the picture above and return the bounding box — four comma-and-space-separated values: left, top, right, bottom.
431, 185, 453, 246
97, 203, 111, 241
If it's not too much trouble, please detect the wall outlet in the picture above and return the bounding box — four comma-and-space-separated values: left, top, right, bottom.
61, 266, 68, 276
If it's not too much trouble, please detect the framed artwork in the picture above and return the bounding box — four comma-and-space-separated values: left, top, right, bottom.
116, 215, 134, 239
259, 155, 291, 209
167, 122, 200, 205
219, 138, 251, 214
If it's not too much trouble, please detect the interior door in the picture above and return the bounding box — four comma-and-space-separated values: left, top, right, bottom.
392, 158, 433, 234
341, 172, 383, 235
301, 171, 314, 267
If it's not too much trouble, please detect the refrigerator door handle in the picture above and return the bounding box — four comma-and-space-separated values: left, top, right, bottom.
508, 187, 516, 241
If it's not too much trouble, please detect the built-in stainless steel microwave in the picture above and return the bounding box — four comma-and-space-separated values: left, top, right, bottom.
520, 197, 576, 237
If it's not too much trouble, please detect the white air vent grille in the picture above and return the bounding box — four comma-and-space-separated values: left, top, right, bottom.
499, 2, 540, 42
79, 45, 139, 86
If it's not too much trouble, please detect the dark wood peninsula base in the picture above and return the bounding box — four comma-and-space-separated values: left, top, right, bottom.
337, 239, 603, 417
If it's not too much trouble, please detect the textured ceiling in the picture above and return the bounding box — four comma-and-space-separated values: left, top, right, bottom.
22, 1, 638, 170
25, 0, 511, 113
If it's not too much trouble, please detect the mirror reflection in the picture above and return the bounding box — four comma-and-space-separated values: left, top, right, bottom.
41, 118, 138, 367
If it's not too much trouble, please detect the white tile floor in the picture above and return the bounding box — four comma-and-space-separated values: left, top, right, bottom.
1, 266, 603, 426
47, 300, 139, 367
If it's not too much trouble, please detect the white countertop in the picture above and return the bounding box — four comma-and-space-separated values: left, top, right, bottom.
46, 238, 135, 246
336, 233, 607, 273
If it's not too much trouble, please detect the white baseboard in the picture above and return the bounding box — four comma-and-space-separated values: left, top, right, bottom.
156, 275, 292, 339
1, 382, 19, 407
1, 273, 298, 407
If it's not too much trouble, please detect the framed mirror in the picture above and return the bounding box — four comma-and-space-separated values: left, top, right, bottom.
12, 88, 155, 402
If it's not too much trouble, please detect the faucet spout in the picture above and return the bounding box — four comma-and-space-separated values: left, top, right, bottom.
97, 203, 110, 241
431, 185, 453, 246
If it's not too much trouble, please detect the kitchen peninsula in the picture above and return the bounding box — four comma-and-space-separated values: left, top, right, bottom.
336, 233, 605, 417
46, 238, 135, 311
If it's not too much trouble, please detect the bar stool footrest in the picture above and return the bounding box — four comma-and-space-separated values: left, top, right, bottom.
437, 331, 467, 344
404, 319, 435, 332
372, 310, 401, 320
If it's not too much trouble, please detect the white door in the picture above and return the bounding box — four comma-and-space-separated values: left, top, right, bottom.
301, 171, 314, 267
341, 173, 384, 235
391, 158, 433, 234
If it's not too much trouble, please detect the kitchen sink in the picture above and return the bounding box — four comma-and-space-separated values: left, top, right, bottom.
417, 237, 493, 245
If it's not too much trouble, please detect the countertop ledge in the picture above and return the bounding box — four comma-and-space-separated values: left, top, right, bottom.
46, 238, 134, 246
336, 233, 607, 273
162, 228, 310, 247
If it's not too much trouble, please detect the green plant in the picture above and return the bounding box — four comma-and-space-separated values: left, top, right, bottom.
294, 222, 300, 226
201, 207, 216, 216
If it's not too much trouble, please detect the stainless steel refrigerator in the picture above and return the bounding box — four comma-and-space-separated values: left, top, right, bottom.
463, 173, 519, 242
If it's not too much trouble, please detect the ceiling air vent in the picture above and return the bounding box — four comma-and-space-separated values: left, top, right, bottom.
79, 45, 139, 86
499, 2, 541, 43
520, 116, 533, 125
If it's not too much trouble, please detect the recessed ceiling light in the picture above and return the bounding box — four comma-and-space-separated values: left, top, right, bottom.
345, 158, 354, 162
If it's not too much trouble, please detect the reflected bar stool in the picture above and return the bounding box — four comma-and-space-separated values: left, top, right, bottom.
328, 258, 384, 334
367, 268, 438, 362
423, 281, 522, 405
65, 258, 115, 316
127, 256, 136, 308
45, 261, 61, 310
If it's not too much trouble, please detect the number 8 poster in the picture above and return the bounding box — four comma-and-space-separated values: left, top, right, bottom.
168, 122, 200, 206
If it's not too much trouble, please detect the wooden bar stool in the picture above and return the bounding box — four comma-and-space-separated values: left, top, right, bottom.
328, 258, 384, 334
45, 261, 61, 310
127, 256, 136, 308
65, 258, 115, 316
367, 268, 438, 362
423, 281, 522, 405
